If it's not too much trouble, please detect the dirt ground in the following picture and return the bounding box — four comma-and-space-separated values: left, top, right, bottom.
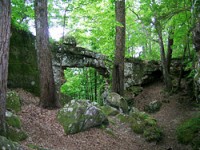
16, 81, 198, 150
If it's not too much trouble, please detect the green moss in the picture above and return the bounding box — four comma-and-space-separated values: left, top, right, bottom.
101, 105, 119, 116
6, 91, 21, 113
9, 27, 40, 96
116, 114, 130, 123
176, 114, 200, 145
143, 127, 163, 142
6, 111, 21, 129
6, 126, 28, 142
131, 119, 146, 134
0, 136, 22, 150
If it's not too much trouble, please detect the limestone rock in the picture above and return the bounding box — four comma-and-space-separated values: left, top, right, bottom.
124, 58, 161, 89
57, 100, 108, 134
0, 136, 23, 150
106, 92, 128, 113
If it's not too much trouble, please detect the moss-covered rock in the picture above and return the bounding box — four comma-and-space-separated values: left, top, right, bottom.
6, 126, 28, 142
144, 100, 162, 113
0, 136, 23, 150
176, 114, 200, 149
4, 111, 28, 142
8, 27, 40, 96
6, 111, 21, 129
57, 100, 108, 134
143, 127, 163, 142
117, 107, 163, 142
101, 105, 119, 116
106, 92, 128, 113
6, 91, 21, 113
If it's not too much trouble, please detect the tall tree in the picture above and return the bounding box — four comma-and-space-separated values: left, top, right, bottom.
0, 0, 11, 133
112, 0, 126, 96
35, 0, 59, 108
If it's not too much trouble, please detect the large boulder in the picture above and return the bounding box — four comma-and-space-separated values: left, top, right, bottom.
106, 92, 128, 113
0, 136, 23, 150
6, 91, 21, 113
57, 100, 108, 134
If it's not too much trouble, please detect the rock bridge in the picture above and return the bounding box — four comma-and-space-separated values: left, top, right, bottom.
52, 43, 110, 84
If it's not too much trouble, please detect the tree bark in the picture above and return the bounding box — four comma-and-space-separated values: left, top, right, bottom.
166, 29, 174, 73
35, 0, 60, 108
155, 19, 172, 91
112, 0, 126, 96
0, 0, 11, 133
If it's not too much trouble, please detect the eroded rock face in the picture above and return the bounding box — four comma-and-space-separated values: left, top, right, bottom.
106, 92, 128, 113
124, 58, 162, 89
57, 100, 108, 134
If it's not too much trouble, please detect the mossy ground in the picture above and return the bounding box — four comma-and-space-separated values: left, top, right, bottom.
176, 113, 200, 149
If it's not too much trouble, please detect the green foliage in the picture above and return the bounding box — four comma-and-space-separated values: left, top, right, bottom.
61, 68, 105, 104
11, 0, 34, 30
176, 114, 200, 146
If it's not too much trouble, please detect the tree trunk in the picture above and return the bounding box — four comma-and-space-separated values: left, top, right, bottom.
94, 70, 97, 101
35, 0, 60, 108
166, 29, 174, 73
193, 8, 200, 102
0, 0, 11, 133
112, 0, 126, 96
155, 20, 172, 91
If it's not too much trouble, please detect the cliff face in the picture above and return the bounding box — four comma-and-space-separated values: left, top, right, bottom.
8, 28, 40, 95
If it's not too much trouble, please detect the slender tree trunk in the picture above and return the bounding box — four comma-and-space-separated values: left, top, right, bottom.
94, 70, 97, 101
193, 6, 200, 102
112, 0, 126, 96
155, 20, 172, 91
0, 0, 11, 133
35, 0, 60, 108
166, 29, 174, 73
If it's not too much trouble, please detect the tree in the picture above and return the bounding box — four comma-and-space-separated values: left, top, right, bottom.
35, 0, 60, 108
112, 0, 126, 96
193, 0, 200, 102
0, 0, 11, 133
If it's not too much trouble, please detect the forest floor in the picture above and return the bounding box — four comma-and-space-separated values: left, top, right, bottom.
17, 81, 199, 150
